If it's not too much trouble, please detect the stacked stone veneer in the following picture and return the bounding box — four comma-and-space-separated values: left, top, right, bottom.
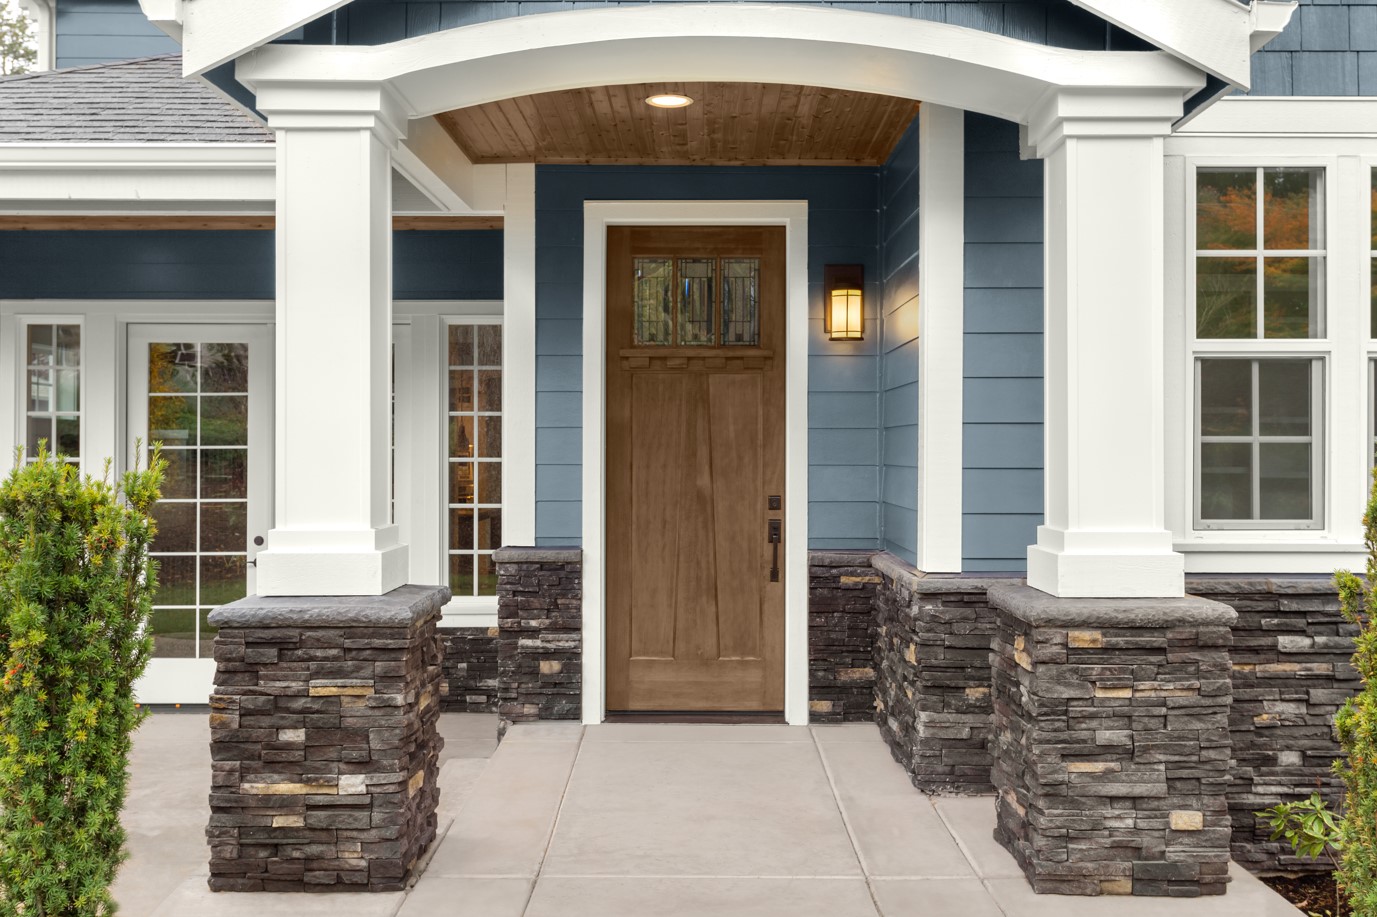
989, 584, 1237, 897
205, 585, 448, 892
872, 556, 1012, 793
808, 551, 880, 723
496, 547, 582, 724
1187, 575, 1356, 874
440, 627, 499, 713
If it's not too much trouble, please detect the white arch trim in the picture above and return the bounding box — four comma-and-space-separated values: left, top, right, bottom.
236, 4, 1205, 126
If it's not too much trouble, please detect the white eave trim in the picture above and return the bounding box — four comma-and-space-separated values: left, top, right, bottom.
0, 143, 276, 203
138, 0, 351, 77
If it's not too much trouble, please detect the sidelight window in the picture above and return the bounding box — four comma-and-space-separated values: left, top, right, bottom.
446, 320, 503, 597
23, 322, 81, 463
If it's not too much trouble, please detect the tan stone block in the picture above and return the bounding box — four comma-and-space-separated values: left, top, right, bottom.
278, 728, 305, 743
838, 667, 874, 682
240, 783, 337, 796
1257, 663, 1300, 675
1067, 762, 1121, 774
209, 713, 238, 729
965, 686, 990, 699
271, 815, 305, 828
407, 770, 425, 796
904, 643, 918, 666
1094, 686, 1133, 699
1170, 810, 1204, 831
309, 686, 373, 696
338, 775, 367, 796
341, 695, 368, 707
420, 688, 436, 709
1014, 649, 1033, 671
487, 626, 500, 637
809, 700, 834, 714
1068, 630, 1103, 649
840, 575, 882, 584
1254, 713, 1280, 725
540, 660, 563, 675
1231, 663, 1256, 672
1100, 878, 1133, 896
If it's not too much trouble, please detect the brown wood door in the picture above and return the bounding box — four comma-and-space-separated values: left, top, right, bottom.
606, 226, 786, 713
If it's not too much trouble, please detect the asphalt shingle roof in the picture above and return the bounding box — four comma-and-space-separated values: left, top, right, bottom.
0, 54, 272, 143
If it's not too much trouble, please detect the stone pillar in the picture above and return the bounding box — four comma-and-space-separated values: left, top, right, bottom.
1024, 89, 1188, 598
989, 584, 1237, 897
495, 547, 582, 725
807, 550, 879, 723
205, 585, 448, 892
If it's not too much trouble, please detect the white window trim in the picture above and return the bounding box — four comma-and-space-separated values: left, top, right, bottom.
1164, 138, 1371, 572
581, 201, 809, 726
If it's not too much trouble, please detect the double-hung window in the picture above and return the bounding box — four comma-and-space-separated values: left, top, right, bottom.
1193, 168, 1326, 529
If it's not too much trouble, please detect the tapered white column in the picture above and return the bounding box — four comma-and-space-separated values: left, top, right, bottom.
1026, 90, 1186, 599
254, 83, 410, 596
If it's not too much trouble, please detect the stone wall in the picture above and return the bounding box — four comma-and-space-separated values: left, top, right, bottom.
808, 550, 880, 723
873, 558, 1010, 793
205, 586, 448, 892
440, 626, 498, 713
1187, 575, 1355, 875
989, 584, 1237, 897
495, 547, 582, 724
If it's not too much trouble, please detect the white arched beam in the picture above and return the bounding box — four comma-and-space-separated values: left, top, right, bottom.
236, 5, 1205, 125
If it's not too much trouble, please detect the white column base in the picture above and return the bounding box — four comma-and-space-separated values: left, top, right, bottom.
256, 541, 410, 597
1027, 526, 1184, 598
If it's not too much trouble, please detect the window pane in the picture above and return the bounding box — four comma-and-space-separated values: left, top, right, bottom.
477, 508, 502, 551
55, 369, 79, 412
200, 502, 246, 553
56, 325, 80, 367
678, 258, 715, 345
478, 416, 502, 458
202, 343, 248, 394
1371, 257, 1376, 338
27, 325, 53, 366
1258, 360, 1312, 437
1263, 257, 1322, 338
198, 610, 217, 659
476, 325, 502, 366
1260, 442, 1312, 520
25, 416, 48, 457
150, 610, 196, 659
200, 449, 247, 499
27, 370, 51, 412
477, 370, 502, 412
162, 449, 197, 500
449, 325, 474, 367
149, 395, 197, 448
1200, 359, 1252, 436
152, 502, 196, 552
1197, 169, 1256, 251
449, 461, 475, 505
477, 462, 501, 506
634, 257, 673, 345
722, 258, 761, 346
153, 555, 196, 607
200, 555, 247, 607
450, 509, 474, 551
478, 554, 497, 597
1196, 257, 1255, 338
55, 417, 79, 458
1201, 442, 1252, 520
449, 554, 474, 597
450, 416, 474, 458
149, 343, 198, 393
201, 396, 248, 446
1263, 168, 1322, 251
450, 369, 475, 412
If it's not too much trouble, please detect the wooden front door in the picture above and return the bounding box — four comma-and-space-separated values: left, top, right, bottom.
606, 226, 786, 713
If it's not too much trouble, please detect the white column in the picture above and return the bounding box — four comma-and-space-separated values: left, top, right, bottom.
1025, 90, 1187, 599
253, 83, 410, 597
502, 163, 537, 546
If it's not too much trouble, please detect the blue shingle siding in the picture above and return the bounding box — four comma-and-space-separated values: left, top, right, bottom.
878, 117, 920, 566
533, 164, 884, 549
0, 230, 502, 301
1249, 0, 1377, 97
962, 113, 1043, 573
54, 0, 179, 69
304, 0, 1143, 51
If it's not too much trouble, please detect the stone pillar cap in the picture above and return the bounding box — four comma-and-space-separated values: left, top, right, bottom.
987, 583, 1237, 628
207, 583, 450, 628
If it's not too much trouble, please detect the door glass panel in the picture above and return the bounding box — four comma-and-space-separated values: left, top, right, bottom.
634, 257, 673, 345
722, 258, 761, 345
678, 258, 715, 345
146, 340, 251, 660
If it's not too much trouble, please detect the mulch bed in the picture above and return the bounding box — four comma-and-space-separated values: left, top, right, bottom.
1262, 872, 1342, 915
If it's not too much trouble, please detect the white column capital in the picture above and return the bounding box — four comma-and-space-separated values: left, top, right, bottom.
254, 80, 410, 147
1024, 87, 1187, 159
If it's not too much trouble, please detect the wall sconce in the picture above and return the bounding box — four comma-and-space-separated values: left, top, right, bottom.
824, 264, 865, 341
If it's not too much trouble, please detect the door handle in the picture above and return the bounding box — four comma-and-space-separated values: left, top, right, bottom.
768, 519, 781, 582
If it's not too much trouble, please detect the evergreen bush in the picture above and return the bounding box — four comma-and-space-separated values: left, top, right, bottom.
0, 446, 162, 916
1337, 478, 1377, 916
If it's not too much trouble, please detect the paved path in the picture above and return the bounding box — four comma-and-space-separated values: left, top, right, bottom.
120, 714, 1300, 916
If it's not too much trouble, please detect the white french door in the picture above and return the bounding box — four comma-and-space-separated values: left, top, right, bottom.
127, 324, 273, 704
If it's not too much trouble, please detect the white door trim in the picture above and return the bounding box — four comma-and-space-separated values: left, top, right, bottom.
581, 200, 810, 725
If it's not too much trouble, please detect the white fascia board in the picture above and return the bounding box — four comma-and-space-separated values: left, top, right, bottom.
1067, 0, 1265, 88
1175, 96, 1377, 137
236, 4, 1204, 126
1251, 1, 1301, 54
0, 144, 275, 203
393, 116, 506, 215
164, 0, 350, 77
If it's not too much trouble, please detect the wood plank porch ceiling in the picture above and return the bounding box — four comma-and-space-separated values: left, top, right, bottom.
435, 83, 921, 167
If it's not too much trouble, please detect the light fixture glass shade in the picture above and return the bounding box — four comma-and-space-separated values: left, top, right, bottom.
828, 288, 864, 340
645, 94, 694, 109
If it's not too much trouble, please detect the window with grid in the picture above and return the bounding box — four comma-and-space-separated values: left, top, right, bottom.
1194, 167, 1326, 529
23, 323, 81, 463
446, 321, 502, 597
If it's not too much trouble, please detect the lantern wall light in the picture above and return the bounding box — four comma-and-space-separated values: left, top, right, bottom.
823, 264, 865, 341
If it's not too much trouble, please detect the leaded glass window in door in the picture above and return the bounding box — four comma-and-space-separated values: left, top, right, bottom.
633, 256, 760, 346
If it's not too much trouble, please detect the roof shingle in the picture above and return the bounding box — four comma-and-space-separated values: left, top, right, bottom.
0, 54, 272, 144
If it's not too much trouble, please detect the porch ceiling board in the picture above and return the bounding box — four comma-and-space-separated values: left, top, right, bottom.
433, 83, 921, 167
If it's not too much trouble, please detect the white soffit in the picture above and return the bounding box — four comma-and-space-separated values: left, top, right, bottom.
1068, 0, 1297, 88
138, 0, 349, 77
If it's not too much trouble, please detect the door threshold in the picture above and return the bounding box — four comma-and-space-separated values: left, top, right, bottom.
603, 711, 787, 724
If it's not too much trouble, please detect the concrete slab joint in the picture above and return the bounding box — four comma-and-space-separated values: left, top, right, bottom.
205, 584, 450, 892
988, 583, 1238, 897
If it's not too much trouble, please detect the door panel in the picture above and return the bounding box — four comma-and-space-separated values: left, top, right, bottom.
606, 226, 786, 713
127, 324, 272, 704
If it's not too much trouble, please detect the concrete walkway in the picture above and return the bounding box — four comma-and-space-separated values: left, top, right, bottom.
118, 713, 1300, 916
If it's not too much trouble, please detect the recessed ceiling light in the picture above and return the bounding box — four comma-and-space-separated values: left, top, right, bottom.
646, 93, 694, 109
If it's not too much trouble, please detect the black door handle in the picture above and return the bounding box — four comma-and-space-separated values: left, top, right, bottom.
768, 519, 781, 582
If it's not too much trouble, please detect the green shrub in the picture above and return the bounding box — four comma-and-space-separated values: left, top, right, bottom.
1337, 478, 1377, 917
0, 446, 162, 915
